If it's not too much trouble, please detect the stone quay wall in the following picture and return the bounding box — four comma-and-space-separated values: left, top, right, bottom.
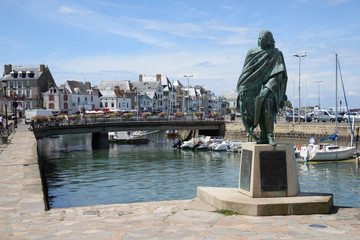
222, 122, 357, 142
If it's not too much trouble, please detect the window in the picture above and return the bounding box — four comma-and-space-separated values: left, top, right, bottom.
17, 81, 23, 88
26, 101, 31, 109
48, 95, 54, 101
78, 97, 80, 103
100, 102, 103, 108
19, 71, 26, 78
111, 102, 114, 108
105, 102, 108, 108
64, 103, 68, 109
91, 96, 93, 102
49, 103, 55, 109
64, 95, 68, 101
9, 81, 14, 88
85, 97, 88, 102
26, 80, 30, 88
26, 90, 31, 98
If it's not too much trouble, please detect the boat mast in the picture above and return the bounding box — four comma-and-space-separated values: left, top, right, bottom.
335, 53, 338, 136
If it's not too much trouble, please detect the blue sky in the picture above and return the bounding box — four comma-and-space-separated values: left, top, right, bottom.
1, 0, 359, 109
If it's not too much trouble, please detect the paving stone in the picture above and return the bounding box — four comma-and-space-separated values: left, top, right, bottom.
0, 122, 359, 239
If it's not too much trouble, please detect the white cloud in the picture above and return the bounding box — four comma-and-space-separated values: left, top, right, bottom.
347, 91, 360, 96
58, 6, 76, 14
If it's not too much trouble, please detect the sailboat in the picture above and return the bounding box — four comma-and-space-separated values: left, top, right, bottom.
299, 135, 355, 161
299, 54, 356, 161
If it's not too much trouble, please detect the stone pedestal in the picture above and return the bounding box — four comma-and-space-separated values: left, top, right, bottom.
197, 142, 333, 216
238, 143, 299, 198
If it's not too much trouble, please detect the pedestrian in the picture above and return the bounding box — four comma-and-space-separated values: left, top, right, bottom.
65, 114, 69, 125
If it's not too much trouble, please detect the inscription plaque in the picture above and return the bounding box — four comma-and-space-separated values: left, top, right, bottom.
240, 149, 252, 191
260, 151, 287, 192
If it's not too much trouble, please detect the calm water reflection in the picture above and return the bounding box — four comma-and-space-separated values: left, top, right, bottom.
38, 133, 360, 209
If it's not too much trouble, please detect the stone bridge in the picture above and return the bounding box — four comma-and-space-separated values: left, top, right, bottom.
32, 118, 225, 149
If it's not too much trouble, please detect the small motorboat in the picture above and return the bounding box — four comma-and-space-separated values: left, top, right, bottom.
180, 140, 196, 149
212, 141, 230, 151
226, 141, 243, 153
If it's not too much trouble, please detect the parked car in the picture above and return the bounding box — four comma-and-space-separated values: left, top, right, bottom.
343, 112, 360, 122
313, 109, 343, 122
285, 113, 312, 122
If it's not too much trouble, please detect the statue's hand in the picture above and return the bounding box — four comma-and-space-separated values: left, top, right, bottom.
259, 87, 270, 97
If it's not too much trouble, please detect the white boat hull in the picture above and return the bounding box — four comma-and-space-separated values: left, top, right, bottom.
310, 146, 355, 161
213, 144, 229, 151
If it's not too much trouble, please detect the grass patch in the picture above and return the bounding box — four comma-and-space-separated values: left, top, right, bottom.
213, 209, 241, 216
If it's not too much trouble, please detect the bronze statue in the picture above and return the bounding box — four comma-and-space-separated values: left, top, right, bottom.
236, 30, 288, 146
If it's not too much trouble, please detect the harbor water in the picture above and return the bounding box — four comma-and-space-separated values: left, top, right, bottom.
37, 132, 360, 209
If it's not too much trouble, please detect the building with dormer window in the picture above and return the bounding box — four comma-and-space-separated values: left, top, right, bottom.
1, 64, 56, 116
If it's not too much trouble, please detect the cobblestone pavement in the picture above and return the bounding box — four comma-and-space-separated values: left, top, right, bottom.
0, 122, 359, 239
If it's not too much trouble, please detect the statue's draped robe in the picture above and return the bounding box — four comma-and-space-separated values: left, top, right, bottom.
236, 46, 287, 135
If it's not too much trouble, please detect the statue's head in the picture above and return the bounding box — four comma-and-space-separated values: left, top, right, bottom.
258, 30, 275, 49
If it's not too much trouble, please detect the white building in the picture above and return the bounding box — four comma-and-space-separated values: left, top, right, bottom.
139, 74, 176, 114
43, 81, 100, 114
97, 80, 133, 112
133, 80, 164, 113
221, 91, 238, 113
99, 88, 131, 112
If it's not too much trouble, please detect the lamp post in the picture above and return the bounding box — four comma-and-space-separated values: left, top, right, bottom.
294, 53, 306, 124
170, 82, 174, 114
315, 80, 323, 108
184, 75, 193, 115
134, 87, 140, 119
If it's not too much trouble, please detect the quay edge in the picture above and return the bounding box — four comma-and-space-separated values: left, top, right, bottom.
222, 122, 356, 142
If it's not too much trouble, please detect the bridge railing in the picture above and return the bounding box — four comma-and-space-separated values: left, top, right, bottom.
31, 115, 224, 129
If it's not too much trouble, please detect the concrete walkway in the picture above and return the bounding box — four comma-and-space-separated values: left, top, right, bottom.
0, 122, 359, 239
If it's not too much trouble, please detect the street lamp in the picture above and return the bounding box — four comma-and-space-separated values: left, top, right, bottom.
315, 80, 323, 108
184, 75, 193, 115
294, 53, 306, 124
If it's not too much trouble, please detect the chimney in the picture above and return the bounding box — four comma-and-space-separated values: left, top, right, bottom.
39, 64, 45, 72
156, 74, 161, 81
139, 74, 143, 82
85, 81, 91, 89
4, 64, 12, 76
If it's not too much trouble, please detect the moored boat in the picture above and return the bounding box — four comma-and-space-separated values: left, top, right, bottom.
306, 144, 355, 161
226, 141, 243, 153
298, 137, 356, 161
212, 140, 230, 151
165, 130, 177, 137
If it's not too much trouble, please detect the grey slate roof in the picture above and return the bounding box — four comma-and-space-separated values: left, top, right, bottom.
98, 80, 131, 91
65, 80, 89, 94
1, 66, 42, 80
